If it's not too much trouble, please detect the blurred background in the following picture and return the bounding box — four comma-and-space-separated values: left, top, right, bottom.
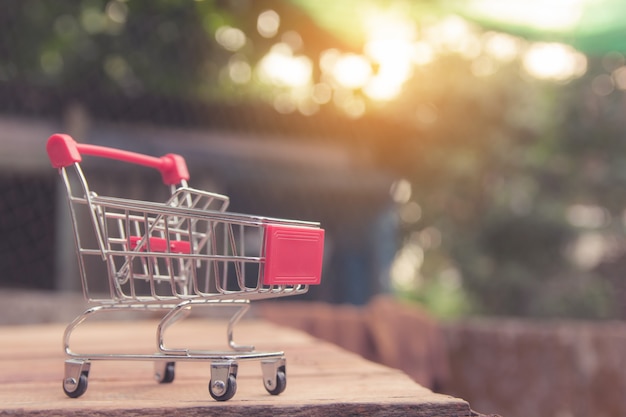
2, 1, 626, 416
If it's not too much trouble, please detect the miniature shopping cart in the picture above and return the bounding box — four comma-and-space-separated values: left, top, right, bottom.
46, 133, 324, 401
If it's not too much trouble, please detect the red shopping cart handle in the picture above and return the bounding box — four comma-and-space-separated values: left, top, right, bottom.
46, 133, 189, 185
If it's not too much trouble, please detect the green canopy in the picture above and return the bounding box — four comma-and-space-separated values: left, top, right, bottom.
289, 0, 626, 55
454, 0, 626, 54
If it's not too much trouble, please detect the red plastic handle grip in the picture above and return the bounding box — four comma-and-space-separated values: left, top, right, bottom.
46, 133, 189, 185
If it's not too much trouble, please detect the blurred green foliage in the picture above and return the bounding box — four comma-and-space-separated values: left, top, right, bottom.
392, 54, 626, 319
0, 0, 260, 101
3, 0, 626, 319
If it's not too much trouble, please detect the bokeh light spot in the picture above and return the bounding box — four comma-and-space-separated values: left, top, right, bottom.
80, 7, 107, 34
105, 1, 128, 25
331, 53, 372, 89
390, 179, 412, 204
412, 41, 435, 66
228, 56, 251, 84
40, 51, 63, 75
522, 42, 586, 81
311, 83, 332, 104
471, 55, 498, 77
399, 201, 422, 224
257, 10, 280, 38
215, 26, 246, 52
258, 43, 312, 88
612, 66, 626, 90
591, 74, 614, 96
273, 93, 297, 114
281, 31, 303, 52
483, 31, 520, 62
602, 51, 625, 72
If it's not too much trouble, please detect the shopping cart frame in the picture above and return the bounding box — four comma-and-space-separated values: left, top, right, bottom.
47, 133, 325, 401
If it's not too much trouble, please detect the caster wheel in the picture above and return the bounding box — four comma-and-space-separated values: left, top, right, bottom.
265, 369, 287, 396
209, 374, 237, 401
63, 373, 88, 398
156, 362, 175, 384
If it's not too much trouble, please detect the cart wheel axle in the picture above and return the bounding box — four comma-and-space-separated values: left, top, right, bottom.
265, 369, 287, 396
63, 359, 91, 398
261, 358, 287, 396
209, 361, 238, 401
63, 373, 88, 398
209, 374, 237, 401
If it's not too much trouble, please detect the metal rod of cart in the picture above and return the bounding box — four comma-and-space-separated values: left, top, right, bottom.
46, 133, 325, 401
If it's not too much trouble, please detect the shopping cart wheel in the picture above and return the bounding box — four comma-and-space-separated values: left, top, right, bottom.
209, 374, 237, 401
155, 361, 175, 383
261, 359, 287, 395
63, 359, 90, 398
63, 374, 88, 398
265, 369, 287, 396
209, 362, 238, 401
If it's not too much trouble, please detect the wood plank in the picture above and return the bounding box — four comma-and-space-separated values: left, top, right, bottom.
0, 318, 473, 416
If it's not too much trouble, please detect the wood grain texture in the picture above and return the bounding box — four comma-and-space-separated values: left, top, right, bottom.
0, 318, 473, 416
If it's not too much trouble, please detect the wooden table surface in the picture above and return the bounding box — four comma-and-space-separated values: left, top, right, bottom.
0, 317, 475, 416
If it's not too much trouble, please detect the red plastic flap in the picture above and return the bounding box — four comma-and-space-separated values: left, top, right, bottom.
263, 224, 324, 286
129, 236, 191, 254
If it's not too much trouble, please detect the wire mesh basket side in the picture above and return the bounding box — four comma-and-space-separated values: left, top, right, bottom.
58, 162, 313, 304
94, 198, 278, 302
